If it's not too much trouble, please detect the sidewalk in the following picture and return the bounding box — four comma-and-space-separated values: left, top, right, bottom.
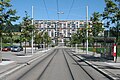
0, 48, 53, 75
73, 49, 120, 80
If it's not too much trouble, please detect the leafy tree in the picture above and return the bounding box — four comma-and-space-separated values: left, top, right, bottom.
103, 0, 118, 27
80, 28, 86, 49
70, 33, 79, 46
90, 12, 103, 52
21, 11, 35, 54
102, 0, 120, 62
0, 0, 19, 45
0, 0, 19, 62
43, 32, 51, 48
90, 12, 103, 37
34, 30, 43, 49
70, 28, 86, 47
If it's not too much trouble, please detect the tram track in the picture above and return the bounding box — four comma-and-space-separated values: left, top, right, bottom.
18, 48, 110, 80
64, 49, 95, 80
38, 48, 74, 80
38, 48, 95, 80
64, 49, 96, 80
18, 49, 58, 80
3, 48, 114, 80
4, 49, 58, 80
37, 49, 58, 80
65, 48, 114, 80
62, 49, 75, 80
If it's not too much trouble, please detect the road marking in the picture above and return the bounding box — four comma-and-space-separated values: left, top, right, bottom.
0, 61, 15, 66
105, 62, 120, 66
17, 55, 33, 57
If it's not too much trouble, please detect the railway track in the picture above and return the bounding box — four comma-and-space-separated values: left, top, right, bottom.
38, 48, 74, 80
38, 48, 99, 80
4, 49, 57, 80
64, 48, 115, 80
4, 48, 114, 80
63, 49, 95, 80
18, 49, 58, 80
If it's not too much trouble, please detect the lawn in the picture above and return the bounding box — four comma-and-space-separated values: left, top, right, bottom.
81, 47, 120, 56
0, 43, 12, 47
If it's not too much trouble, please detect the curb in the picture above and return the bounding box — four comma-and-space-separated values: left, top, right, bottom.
0, 61, 17, 74
73, 52, 120, 80
0, 48, 53, 79
0, 63, 26, 79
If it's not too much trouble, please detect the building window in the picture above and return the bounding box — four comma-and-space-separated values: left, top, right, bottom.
51, 31, 54, 37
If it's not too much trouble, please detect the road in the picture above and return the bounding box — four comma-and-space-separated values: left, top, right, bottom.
4, 48, 110, 80
2, 48, 42, 63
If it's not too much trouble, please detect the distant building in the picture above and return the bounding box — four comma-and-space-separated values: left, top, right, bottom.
34, 20, 92, 44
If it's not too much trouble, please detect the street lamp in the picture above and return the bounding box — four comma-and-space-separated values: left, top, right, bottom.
115, 1, 120, 62
86, 6, 88, 54
31, 6, 34, 54
56, 11, 64, 46
57, 12, 64, 14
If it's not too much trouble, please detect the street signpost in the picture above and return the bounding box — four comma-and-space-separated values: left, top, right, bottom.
113, 44, 116, 62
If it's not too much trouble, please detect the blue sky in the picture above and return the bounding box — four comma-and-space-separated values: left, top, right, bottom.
10, 0, 106, 23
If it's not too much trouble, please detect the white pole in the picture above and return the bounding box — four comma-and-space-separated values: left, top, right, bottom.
1, 38, 2, 51
86, 6, 88, 54
0, 38, 2, 62
76, 44, 77, 53
32, 6, 34, 54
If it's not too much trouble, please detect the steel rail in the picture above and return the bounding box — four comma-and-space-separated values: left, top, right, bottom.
17, 49, 58, 80
62, 49, 75, 80
70, 51, 117, 80
37, 49, 58, 80
64, 49, 95, 80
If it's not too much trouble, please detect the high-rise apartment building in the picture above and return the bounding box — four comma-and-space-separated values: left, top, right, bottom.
34, 20, 92, 45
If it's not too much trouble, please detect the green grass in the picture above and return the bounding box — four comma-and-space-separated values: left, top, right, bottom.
81, 47, 120, 56
117, 49, 120, 56
0, 43, 12, 47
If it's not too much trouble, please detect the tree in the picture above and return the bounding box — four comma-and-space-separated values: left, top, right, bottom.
70, 33, 79, 47
43, 32, 51, 48
103, 0, 118, 28
0, 0, 19, 45
21, 11, 35, 54
90, 12, 103, 36
0, 0, 19, 62
90, 12, 103, 53
80, 28, 86, 50
34, 30, 43, 49
70, 28, 87, 47
102, 0, 120, 62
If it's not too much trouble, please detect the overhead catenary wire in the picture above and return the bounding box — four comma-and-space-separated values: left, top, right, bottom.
43, 0, 49, 19
66, 0, 75, 19
56, 0, 59, 20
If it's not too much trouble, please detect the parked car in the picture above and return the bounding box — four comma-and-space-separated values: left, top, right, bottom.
10, 46, 14, 51
2, 46, 11, 51
11, 46, 21, 52
19, 46, 23, 51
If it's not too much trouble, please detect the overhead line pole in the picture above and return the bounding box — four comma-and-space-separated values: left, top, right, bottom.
32, 6, 34, 55
86, 6, 88, 54
116, 1, 120, 62
56, 0, 59, 46
66, 0, 74, 19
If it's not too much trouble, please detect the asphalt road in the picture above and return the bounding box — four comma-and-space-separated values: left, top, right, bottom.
2, 48, 110, 80
38, 49, 73, 80
2, 48, 42, 63
65, 49, 109, 80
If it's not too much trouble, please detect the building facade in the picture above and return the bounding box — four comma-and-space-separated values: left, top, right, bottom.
34, 20, 92, 45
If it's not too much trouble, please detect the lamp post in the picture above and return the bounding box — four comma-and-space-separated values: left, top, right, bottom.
115, 1, 120, 62
0, 0, 4, 62
56, 11, 64, 46
31, 6, 34, 54
86, 6, 88, 54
